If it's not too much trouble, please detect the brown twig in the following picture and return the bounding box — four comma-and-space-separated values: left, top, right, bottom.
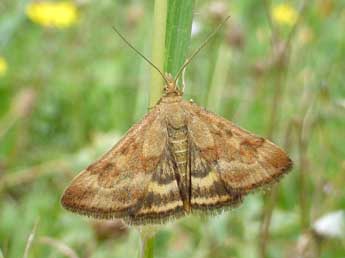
266, 0, 309, 138
0, 132, 119, 192
0, 159, 71, 192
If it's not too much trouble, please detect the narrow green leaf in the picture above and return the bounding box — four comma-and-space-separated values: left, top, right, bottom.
139, 226, 159, 258
143, 1, 195, 257
165, 0, 195, 77
142, 236, 155, 258
150, 0, 168, 106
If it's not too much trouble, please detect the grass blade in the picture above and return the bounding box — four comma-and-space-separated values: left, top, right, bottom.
165, 0, 195, 77
149, 0, 168, 106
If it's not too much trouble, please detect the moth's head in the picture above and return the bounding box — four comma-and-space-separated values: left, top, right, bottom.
163, 73, 182, 97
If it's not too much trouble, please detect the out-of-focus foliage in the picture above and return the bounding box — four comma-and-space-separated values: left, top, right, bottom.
0, 1, 344, 258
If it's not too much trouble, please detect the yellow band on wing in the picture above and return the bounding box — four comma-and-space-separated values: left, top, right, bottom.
192, 170, 219, 188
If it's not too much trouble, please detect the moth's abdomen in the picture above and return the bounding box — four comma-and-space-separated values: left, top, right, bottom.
167, 126, 191, 211
168, 127, 188, 167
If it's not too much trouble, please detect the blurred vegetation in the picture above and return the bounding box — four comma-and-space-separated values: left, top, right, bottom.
0, 1, 345, 258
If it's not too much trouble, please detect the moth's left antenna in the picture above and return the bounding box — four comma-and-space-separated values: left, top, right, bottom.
112, 26, 169, 85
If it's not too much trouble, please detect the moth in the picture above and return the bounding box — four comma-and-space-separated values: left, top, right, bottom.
61, 21, 292, 225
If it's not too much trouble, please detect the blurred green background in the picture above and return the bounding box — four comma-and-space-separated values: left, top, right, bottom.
0, 1, 344, 258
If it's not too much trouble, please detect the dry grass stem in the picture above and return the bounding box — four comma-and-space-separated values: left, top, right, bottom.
39, 236, 80, 258
258, 1, 311, 257
23, 219, 39, 258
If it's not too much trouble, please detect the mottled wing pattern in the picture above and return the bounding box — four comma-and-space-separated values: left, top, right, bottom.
182, 100, 292, 198
61, 106, 183, 224
129, 151, 184, 224
189, 142, 243, 211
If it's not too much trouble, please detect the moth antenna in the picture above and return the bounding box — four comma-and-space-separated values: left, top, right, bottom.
181, 66, 187, 94
112, 26, 169, 85
174, 16, 231, 84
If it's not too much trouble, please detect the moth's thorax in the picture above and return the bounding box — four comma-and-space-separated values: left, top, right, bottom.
163, 102, 187, 129
161, 95, 182, 104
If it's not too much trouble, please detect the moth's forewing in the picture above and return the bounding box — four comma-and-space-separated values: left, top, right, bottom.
182, 100, 292, 195
61, 106, 175, 224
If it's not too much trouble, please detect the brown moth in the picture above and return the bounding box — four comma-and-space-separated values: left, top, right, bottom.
61, 21, 292, 225
61, 74, 292, 225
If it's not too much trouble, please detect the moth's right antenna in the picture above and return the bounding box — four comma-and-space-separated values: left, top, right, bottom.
112, 26, 169, 85
174, 16, 231, 84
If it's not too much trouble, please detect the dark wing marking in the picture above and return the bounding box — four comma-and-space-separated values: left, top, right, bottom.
125, 151, 184, 225
189, 141, 243, 212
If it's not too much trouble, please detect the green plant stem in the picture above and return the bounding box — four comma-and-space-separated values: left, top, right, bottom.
259, 58, 288, 258
206, 43, 232, 112
143, 1, 195, 257
142, 1, 169, 257
139, 226, 159, 258
203, 34, 222, 105
23, 219, 39, 258
259, 2, 310, 257
149, 0, 168, 106
165, 0, 195, 77
141, 235, 154, 258
297, 120, 310, 230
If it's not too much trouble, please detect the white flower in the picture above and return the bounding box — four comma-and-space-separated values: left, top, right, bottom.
313, 210, 345, 238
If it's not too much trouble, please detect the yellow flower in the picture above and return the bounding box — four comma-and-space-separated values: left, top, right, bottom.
0, 57, 8, 77
272, 3, 298, 26
26, 2, 78, 28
